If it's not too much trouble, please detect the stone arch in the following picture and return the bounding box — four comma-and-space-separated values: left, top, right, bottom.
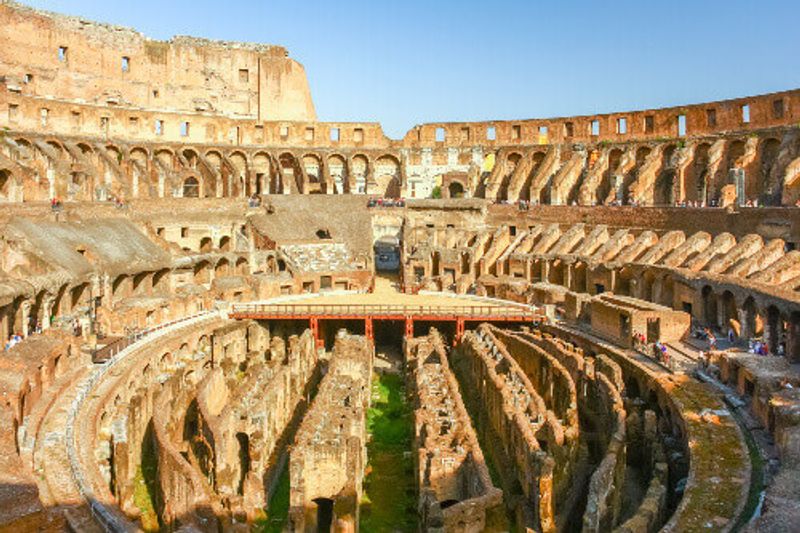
685, 143, 711, 203
0, 169, 11, 200
654, 144, 678, 205
448, 181, 465, 199
741, 296, 760, 339
766, 305, 785, 355
302, 153, 322, 184
199, 237, 213, 253
194, 261, 211, 284
719, 290, 738, 336
758, 137, 781, 203
229, 151, 248, 198
372, 154, 401, 197
498, 152, 522, 201
235, 256, 249, 275
701, 285, 718, 328
252, 152, 271, 195
520, 151, 547, 202
183, 176, 200, 198
279, 152, 302, 194
219, 236, 231, 252
215, 258, 230, 277
351, 154, 370, 194
599, 148, 624, 204
327, 154, 348, 194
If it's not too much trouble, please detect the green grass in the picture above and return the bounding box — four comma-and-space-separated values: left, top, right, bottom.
360, 373, 417, 532
254, 465, 291, 533
133, 430, 161, 532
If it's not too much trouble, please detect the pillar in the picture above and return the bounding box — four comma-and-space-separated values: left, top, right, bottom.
405, 318, 414, 339
365, 318, 373, 341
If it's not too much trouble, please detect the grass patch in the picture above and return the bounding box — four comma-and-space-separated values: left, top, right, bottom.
133, 427, 161, 532
360, 373, 417, 532
254, 465, 290, 533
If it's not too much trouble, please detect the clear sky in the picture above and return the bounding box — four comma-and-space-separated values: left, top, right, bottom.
24, 0, 800, 139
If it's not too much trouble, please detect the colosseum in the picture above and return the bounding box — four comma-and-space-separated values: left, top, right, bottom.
0, 1, 799, 532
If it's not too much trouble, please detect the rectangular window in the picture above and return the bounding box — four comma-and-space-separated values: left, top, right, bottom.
616, 117, 627, 134
181, 227, 189, 238
152, 89, 159, 99
511, 125, 521, 140
486, 126, 496, 140
58, 46, 68, 62
154, 119, 164, 135
239, 68, 249, 83
773, 99, 785, 119
128, 116, 139, 130
538, 125, 548, 137
741, 104, 750, 123
100, 116, 110, 131
24, 73, 33, 84
644, 115, 654, 134
706, 108, 717, 127
435, 127, 446, 142
677, 114, 687, 136
8, 104, 18, 122
330, 127, 340, 142
354, 128, 364, 143
304, 127, 314, 141
279, 125, 289, 139
255, 124, 264, 142
71, 111, 81, 128
460, 127, 470, 141
40, 108, 48, 127
590, 119, 600, 136
121, 56, 130, 72
564, 122, 574, 137
180, 121, 190, 137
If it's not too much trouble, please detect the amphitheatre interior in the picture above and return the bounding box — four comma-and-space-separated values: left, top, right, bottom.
1, 1, 800, 532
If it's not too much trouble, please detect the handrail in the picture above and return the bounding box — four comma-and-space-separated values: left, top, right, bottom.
229, 303, 539, 318
67, 311, 217, 532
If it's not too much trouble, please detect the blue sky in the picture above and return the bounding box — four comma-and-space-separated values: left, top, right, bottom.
25, 0, 800, 139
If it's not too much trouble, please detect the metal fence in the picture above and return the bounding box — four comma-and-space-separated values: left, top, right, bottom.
230, 302, 539, 319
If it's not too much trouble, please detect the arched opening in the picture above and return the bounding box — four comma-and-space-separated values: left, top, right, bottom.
788, 311, 800, 363
0, 169, 11, 200
498, 152, 522, 201
759, 138, 781, 204
686, 143, 710, 203
599, 148, 623, 204
741, 297, 760, 339
236, 432, 251, 495
720, 291, 738, 338
183, 176, 200, 198
766, 305, 785, 355
328, 154, 348, 194
279, 153, 302, 194
520, 151, 546, 201
215, 258, 230, 277
624, 147, 651, 204
654, 145, 677, 205
373, 155, 401, 198
448, 181, 465, 199
199, 237, 213, 253
701, 286, 717, 328
219, 236, 231, 252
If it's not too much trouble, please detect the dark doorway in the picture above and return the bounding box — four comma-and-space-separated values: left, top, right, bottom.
314, 497, 334, 532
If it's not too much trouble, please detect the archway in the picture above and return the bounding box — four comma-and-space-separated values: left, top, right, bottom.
701, 286, 717, 328
448, 181, 465, 198
183, 177, 200, 198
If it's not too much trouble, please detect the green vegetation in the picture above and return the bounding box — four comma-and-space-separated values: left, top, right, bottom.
360, 373, 416, 532
133, 430, 161, 532
431, 185, 442, 199
255, 465, 291, 533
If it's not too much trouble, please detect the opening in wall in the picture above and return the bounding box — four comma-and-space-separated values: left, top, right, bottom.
58, 46, 68, 62
435, 127, 445, 142
330, 127, 340, 142
121, 56, 130, 72
590, 120, 600, 136
773, 99, 785, 119
180, 122, 190, 137
238, 68, 249, 83
644, 115, 654, 134
741, 104, 750, 123
706, 108, 717, 127
616, 117, 627, 134
486, 126, 496, 140
677, 114, 687, 136
564, 122, 574, 137
154, 119, 164, 136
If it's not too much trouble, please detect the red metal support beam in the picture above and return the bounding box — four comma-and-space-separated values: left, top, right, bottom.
405, 317, 414, 339
365, 317, 374, 341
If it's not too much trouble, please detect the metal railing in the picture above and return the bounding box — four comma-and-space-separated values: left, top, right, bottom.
67, 311, 217, 532
230, 302, 538, 319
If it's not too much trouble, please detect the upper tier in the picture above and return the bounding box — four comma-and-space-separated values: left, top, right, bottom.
0, 0, 316, 122
0, 0, 797, 149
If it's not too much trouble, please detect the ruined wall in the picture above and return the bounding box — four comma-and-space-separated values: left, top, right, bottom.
288, 333, 373, 532
0, 0, 315, 122
406, 330, 503, 532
